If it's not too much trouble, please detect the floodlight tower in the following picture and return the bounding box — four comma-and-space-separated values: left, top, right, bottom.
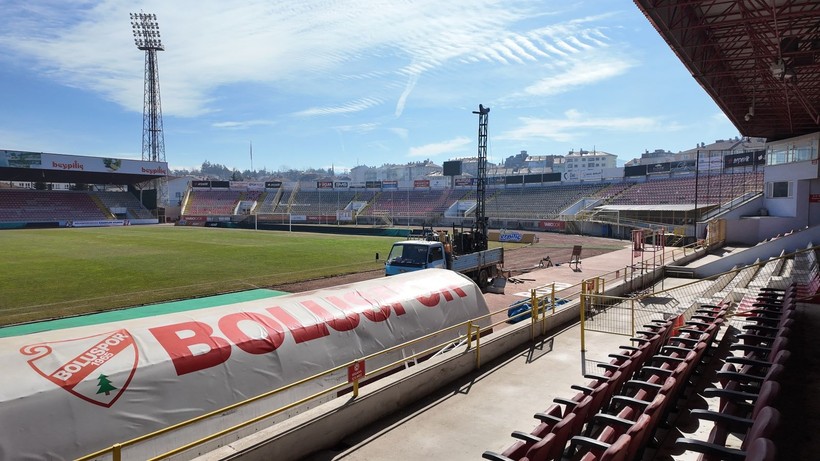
472, 104, 490, 251
130, 12, 166, 163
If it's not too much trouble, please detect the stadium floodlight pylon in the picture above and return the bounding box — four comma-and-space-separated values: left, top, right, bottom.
130, 12, 166, 164
131, 12, 168, 209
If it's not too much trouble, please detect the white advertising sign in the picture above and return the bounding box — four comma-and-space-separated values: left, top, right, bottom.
580, 168, 603, 181
0, 150, 168, 176
499, 231, 523, 242
336, 210, 354, 222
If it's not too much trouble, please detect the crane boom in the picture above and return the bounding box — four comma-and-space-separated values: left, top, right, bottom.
472, 104, 490, 251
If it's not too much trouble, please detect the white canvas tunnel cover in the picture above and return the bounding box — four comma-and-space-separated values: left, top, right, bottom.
0, 269, 489, 460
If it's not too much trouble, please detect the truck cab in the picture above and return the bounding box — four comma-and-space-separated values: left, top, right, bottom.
384, 241, 447, 276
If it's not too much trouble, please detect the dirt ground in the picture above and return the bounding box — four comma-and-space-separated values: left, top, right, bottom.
270, 232, 630, 293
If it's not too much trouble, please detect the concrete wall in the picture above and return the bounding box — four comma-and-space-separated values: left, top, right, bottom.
725, 215, 805, 246
692, 225, 818, 277
719, 173, 820, 245
763, 160, 818, 221
717, 195, 765, 245
758, 215, 807, 241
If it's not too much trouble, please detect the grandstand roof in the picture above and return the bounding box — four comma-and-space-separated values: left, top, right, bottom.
0, 167, 160, 185
0, 150, 166, 185
634, 0, 820, 142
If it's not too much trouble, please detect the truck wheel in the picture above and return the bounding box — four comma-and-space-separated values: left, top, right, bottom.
478, 269, 489, 290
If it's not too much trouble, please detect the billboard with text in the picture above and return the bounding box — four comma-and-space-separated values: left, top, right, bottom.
0, 150, 167, 176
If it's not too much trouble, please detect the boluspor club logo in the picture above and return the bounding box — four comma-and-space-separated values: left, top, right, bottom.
20, 329, 139, 408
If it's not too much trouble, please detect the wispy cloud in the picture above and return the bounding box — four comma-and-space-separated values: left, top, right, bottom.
1, 2, 700, 172
293, 98, 383, 117
212, 119, 277, 130
0, 1, 624, 120
395, 72, 420, 117
498, 109, 678, 143
334, 123, 379, 133
522, 55, 634, 97
409, 136, 471, 158
388, 128, 409, 140
710, 111, 730, 123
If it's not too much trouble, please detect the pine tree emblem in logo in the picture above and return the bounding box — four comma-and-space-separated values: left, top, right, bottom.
21, 330, 139, 407
96, 374, 118, 396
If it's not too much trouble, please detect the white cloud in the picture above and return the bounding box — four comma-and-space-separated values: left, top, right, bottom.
334, 123, 379, 134
395, 72, 420, 117
523, 55, 634, 97
409, 136, 471, 157
710, 111, 730, 123
497, 110, 677, 143
0, 1, 620, 120
293, 98, 383, 117
212, 120, 277, 130
388, 128, 409, 140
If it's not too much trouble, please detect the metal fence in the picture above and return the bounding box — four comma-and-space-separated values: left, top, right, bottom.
579, 244, 817, 374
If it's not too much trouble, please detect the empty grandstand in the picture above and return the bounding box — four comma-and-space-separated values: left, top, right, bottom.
0, 150, 166, 228
178, 167, 767, 244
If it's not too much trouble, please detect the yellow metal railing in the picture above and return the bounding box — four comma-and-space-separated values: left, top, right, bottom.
75, 239, 724, 461
578, 244, 819, 375
79, 279, 591, 461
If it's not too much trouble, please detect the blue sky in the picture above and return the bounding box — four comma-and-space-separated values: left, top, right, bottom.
0, 0, 740, 174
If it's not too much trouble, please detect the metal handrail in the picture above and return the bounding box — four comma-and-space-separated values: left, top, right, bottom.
77, 282, 581, 460
644, 244, 817, 301
76, 240, 721, 460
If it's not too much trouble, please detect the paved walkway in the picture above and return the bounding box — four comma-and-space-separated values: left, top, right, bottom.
303, 244, 684, 460
303, 243, 817, 461
484, 243, 725, 324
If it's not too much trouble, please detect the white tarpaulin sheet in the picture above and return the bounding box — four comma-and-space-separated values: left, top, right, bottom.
0, 269, 489, 460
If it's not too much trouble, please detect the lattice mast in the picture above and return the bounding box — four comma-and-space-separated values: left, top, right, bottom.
130, 12, 165, 163
472, 104, 490, 251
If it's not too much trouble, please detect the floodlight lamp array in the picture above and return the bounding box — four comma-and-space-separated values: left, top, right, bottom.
130, 12, 163, 50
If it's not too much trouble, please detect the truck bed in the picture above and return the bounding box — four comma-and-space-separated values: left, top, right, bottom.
451, 247, 503, 273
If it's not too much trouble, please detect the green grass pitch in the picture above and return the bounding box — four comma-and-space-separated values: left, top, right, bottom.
0, 226, 396, 326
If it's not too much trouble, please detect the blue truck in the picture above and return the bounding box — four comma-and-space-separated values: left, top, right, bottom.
384, 237, 504, 290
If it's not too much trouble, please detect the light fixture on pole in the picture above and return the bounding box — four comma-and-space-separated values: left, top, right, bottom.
130, 12, 168, 210
770, 59, 785, 79
130, 12, 166, 164
744, 87, 756, 122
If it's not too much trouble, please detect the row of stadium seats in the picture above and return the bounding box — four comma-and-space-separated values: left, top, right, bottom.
485, 184, 608, 219
481, 300, 724, 461
179, 171, 764, 219
288, 190, 361, 216
483, 282, 794, 461
183, 190, 265, 215
91, 191, 154, 219
671, 284, 794, 460
184, 190, 243, 215
0, 189, 152, 222
608, 172, 762, 206
365, 189, 465, 216
479, 240, 816, 461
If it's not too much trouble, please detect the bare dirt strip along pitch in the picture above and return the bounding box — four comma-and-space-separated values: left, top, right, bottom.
270, 232, 629, 293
